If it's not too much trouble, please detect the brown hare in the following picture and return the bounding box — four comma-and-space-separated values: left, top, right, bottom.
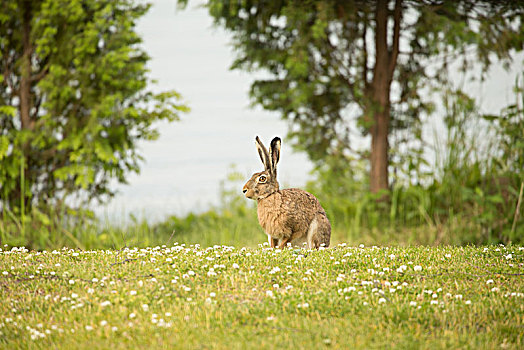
242, 136, 331, 249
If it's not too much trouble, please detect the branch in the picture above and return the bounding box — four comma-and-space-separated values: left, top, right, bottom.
388, 0, 402, 79
362, 16, 369, 90
2, 56, 19, 96
30, 65, 49, 83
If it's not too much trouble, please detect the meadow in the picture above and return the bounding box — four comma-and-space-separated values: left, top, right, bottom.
1, 243, 522, 349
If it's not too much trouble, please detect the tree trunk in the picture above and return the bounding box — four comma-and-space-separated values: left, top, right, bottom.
369, 0, 390, 194
20, 0, 33, 131
368, 0, 401, 195
17, 0, 33, 212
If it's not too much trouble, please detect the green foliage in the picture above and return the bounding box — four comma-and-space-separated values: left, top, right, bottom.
0, 168, 261, 250
1, 245, 523, 348
0, 0, 189, 213
308, 83, 524, 245
199, 0, 524, 176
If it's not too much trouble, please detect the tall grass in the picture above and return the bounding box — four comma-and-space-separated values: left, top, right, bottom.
308, 86, 523, 246
0, 169, 263, 250
1, 85, 523, 250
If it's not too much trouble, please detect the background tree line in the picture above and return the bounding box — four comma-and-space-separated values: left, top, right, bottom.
0, 0, 523, 248
196, 0, 524, 243
0, 0, 188, 221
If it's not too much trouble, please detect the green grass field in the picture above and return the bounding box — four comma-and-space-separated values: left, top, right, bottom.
1, 243, 522, 349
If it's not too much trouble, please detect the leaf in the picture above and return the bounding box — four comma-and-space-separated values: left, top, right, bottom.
0, 105, 17, 117
32, 207, 51, 226
0, 136, 9, 160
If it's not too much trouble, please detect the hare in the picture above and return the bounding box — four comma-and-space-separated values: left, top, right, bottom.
242, 136, 331, 249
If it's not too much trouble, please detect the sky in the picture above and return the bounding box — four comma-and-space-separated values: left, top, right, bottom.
94, 0, 523, 222
95, 0, 313, 221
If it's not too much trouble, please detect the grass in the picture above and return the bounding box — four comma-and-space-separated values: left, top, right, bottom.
1, 243, 522, 349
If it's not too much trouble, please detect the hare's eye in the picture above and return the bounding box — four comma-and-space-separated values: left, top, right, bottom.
258, 175, 267, 183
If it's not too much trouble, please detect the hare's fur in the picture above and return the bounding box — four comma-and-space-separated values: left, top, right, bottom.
243, 136, 331, 249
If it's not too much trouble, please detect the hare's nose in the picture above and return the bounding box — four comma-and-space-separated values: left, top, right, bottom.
242, 188, 247, 193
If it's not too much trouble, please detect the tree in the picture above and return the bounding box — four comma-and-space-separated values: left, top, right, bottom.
200, 0, 524, 194
0, 0, 188, 213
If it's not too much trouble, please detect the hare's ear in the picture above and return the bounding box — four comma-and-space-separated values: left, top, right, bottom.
269, 137, 281, 175
255, 136, 270, 171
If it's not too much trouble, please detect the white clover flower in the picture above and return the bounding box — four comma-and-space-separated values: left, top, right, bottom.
409, 301, 417, 307
378, 298, 386, 304
141, 304, 149, 311
265, 290, 274, 298
486, 279, 494, 284
491, 287, 499, 292
430, 300, 438, 305
111, 326, 118, 332
100, 320, 108, 326
129, 313, 136, 319
92, 278, 99, 283
232, 263, 240, 269
68, 280, 75, 285
188, 270, 195, 276
130, 290, 137, 296
389, 254, 395, 259
270, 267, 281, 274
413, 265, 422, 272
445, 254, 451, 258
209, 292, 216, 298
455, 294, 463, 299
100, 300, 111, 307
85, 325, 93, 331
465, 300, 471, 305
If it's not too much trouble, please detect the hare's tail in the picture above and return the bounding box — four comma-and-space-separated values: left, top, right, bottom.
307, 212, 331, 248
